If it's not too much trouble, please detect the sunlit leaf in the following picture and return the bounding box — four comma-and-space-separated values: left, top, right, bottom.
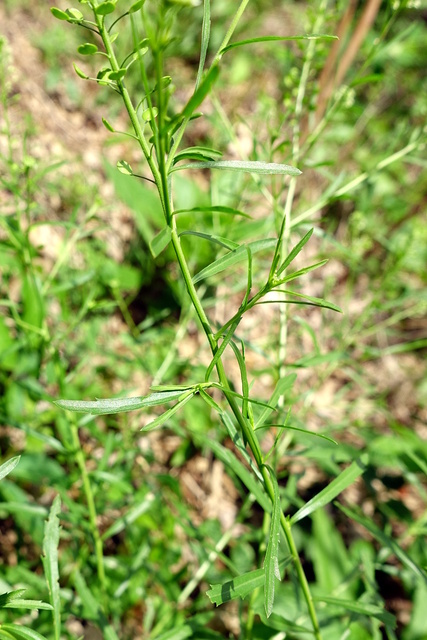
77, 43, 98, 55
0, 456, 20, 482
117, 159, 133, 175
207, 568, 265, 605
54, 389, 187, 415
171, 159, 301, 176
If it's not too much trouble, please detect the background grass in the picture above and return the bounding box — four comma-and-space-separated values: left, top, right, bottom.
1, 1, 426, 639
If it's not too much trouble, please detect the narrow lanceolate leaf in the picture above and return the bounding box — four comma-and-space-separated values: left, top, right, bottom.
0, 624, 53, 640
102, 493, 155, 540
0, 589, 26, 608
173, 146, 222, 164
337, 504, 427, 583
207, 568, 265, 605
290, 456, 368, 524
314, 597, 396, 627
220, 34, 338, 55
171, 160, 301, 176
196, 0, 211, 88
180, 64, 219, 120
255, 375, 296, 429
42, 495, 61, 640
150, 226, 172, 258
54, 389, 187, 415
141, 391, 195, 431
257, 290, 342, 313
193, 238, 276, 284
0, 456, 20, 481
174, 205, 250, 218
277, 228, 313, 275
180, 231, 238, 251
263, 466, 281, 618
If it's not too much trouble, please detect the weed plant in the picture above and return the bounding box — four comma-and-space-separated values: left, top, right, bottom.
1, 1, 426, 639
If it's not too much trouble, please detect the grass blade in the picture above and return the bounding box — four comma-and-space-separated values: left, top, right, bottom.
263, 466, 281, 618
42, 495, 61, 640
171, 159, 301, 176
337, 504, 427, 583
290, 456, 368, 524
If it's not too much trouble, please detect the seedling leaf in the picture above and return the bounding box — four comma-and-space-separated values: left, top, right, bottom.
290, 456, 368, 524
180, 231, 238, 251
171, 159, 301, 176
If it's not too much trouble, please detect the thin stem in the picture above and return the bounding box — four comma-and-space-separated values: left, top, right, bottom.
70, 422, 106, 594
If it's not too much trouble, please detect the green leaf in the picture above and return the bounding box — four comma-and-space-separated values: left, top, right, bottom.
180, 231, 238, 251
2, 600, 53, 611
196, 0, 211, 88
54, 389, 187, 414
254, 375, 296, 429
117, 159, 133, 175
173, 146, 222, 164
337, 503, 427, 583
42, 495, 61, 640
129, 0, 145, 11
173, 205, 250, 218
77, 43, 98, 55
101, 493, 155, 540
66, 8, 84, 22
95, 1, 116, 16
109, 68, 127, 81
142, 107, 158, 121
73, 63, 89, 79
263, 289, 342, 313
272, 260, 328, 287
50, 7, 69, 20
290, 456, 368, 524
220, 34, 338, 55
0, 590, 26, 608
207, 568, 265, 605
276, 228, 313, 275
72, 571, 119, 640
0, 624, 52, 640
263, 466, 281, 617
142, 391, 195, 431
149, 226, 172, 258
314, 597, 396, 627
193, 238, 276, 284
0, 456, 20, 482
102, 117, 115, 132
171, 159, 301, 176
180, 64, 219, 120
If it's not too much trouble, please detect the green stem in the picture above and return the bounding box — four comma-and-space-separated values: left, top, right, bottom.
70, 422, 106, 594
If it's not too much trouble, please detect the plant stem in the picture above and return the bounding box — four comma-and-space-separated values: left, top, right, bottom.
70, 422, 106, 595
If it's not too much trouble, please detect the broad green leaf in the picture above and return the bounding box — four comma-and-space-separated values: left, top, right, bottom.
54, 389, 187, 414
102, 492, 155, 540
207, 568, 264, 605
129, 0, 145, 12
254, 375, 296, 429
290, 456, 368, 524
174, 205, 250, 218
195, 0, 211, 88
337, 503, 427, 583
73, 64, 89, 79
180, 64, 219, 120
95, 1, 116, 16
263, 466, 281, 618
102, 117, 115, 132
50, 8, 69, 21
42, 495, 61, 640
314, 597, 396, 627
171, 160, 301, 176
0, 456, 20, 481
150, 226, 171, 257
77, 43, 98, 55
276, 228, 313, 275
220, 34, 338, 55
117, 159, 133, 175
173, 146, 222, 164
0, 624, 52, 640
193, 238, 276, 284
109, 68, 127, 81
180, 231, 238, 251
